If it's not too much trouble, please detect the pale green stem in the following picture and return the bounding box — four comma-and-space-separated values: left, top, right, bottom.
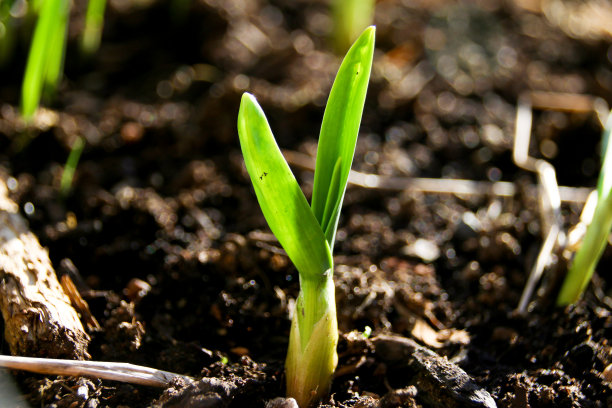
286, 271, 338, 408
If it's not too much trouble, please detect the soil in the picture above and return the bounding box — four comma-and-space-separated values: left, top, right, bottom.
1, 0, 611, 407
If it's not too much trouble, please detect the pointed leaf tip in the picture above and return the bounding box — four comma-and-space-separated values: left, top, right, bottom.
242, 92, 255, 103
311, 23, 375, 248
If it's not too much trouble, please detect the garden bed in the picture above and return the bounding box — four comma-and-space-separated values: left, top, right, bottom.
0, 1, 611, 407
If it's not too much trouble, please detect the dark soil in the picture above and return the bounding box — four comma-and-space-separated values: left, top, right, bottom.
1, 1, 611, 407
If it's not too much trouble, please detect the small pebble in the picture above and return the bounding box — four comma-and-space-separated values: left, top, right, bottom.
402, 238, 440, 262
602, 364, 612, 383
265, 397, 299, 408
76, 385, 89, 400
120, 121, 144, 143
124, 278, 151, 301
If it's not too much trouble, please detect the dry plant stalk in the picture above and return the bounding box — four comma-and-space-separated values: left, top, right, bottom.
0, 179, 89, 359
0, 355, 191, 387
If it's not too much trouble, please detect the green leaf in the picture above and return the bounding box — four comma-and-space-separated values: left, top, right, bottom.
311, 26, 375, 248
237, 93, 333, 281
320, 157, 343, 244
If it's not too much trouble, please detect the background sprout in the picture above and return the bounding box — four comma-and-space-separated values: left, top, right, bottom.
80, 0, 107, 56
21, 0, 70, 120
237, 27, 375, 407
60, 136, 85, 197
21, 0, 108, 119
557, 110, 612, 305
331, 0, 375, 53
0, 0, 17, 67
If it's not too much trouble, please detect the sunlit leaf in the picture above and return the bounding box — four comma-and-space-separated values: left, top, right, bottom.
311, 26, 375, 248
237, 93, 333, 280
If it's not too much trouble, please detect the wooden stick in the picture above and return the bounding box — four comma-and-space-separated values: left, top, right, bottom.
0, 179, 89, 359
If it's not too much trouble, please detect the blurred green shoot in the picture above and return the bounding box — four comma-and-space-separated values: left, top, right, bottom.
557, 110, 612, 305
170, 0, 191, 22
21, 0, 70, 120
60, 137, 85, 196
80, 0, 107, 56
331, 0, 375, 53
0, 1, 16, 66
237, 27, 375, 407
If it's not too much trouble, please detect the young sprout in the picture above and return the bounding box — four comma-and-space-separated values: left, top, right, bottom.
557, 110, 612, 305
0, 1, 17, 67
331, 0, 375, 53
60, 136, 85, 196
80, 0, 107, 56
237, 27, 375, 408
21, 0, 70, 119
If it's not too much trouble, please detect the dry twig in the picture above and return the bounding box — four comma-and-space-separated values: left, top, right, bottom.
0, 355, 192, 387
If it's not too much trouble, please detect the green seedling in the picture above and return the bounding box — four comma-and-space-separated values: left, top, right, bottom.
21, 0, 69, 119
170, 0, 192, 22
60, 136, 85, 196
0, 1, 17, 67
237, 27, 375, 408
80, 0, 107, 56
21, 0, 108, 119
331, 0, 375, 53
557, 110, 612, 305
